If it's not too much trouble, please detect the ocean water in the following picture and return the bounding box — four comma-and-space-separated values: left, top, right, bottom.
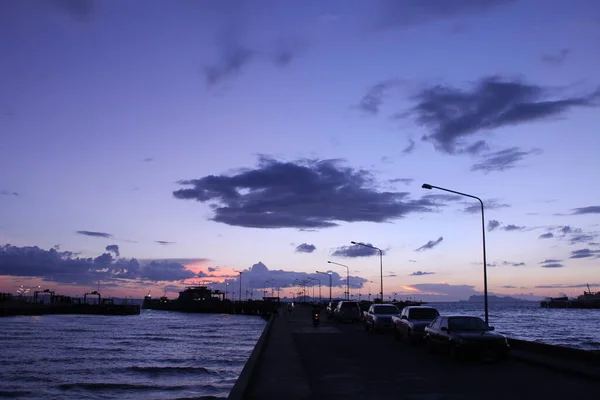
0, 310, 266, 399
429, 301, 600, 351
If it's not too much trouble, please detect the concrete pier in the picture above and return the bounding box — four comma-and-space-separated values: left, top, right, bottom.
231, 305, 600, 400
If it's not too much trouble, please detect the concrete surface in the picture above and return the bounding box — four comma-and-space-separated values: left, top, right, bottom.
244, 305, 600, 400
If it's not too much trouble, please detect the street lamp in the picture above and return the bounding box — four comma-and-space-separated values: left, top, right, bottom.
316, 271, 332, 303
351, 241, 383, 302
422, 183, 489, 324
327, 261, 350, 300
237, 271, 243, 302
308, 277, 320, 302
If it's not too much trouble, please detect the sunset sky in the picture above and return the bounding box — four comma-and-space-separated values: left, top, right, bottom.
1, 0, 599, 301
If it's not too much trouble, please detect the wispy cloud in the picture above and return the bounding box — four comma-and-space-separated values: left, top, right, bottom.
569, 248, 600, 259
142, 157, 154, 162
295, 243, 316, 253
487, 220, 526, 232
541, 48, 570, 66
471, 147, 542, 173
390, 178, 413, 185
539, 232, 554, 239
399, 76, 599, 154
410, 271, 435, 276
463, 199, 510, 214
402, 139, 416, 155
332, 244, 383, 258
173, 156, 446, 229
488, 220, 501, 232
0, 190, 18, 196
415, 237, 443, 252
535, 283, 600, 289
155, 241, 176, 246
376, 0, 516, 31
76, 231, 113, 239
356, 79, 400, 114
572, 206, 600, 215
540, 259, 565, 268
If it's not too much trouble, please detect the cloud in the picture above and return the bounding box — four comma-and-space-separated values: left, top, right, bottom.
410, 271, 435, 276
569, 234, 598, 245
401, 76, 599, 154
463, 199, 509, 214
462, 140, 490, 155
488, 220, 501, 232
173, 156, 442, 229
572, 206, 600, 215
1, 190, 18, 196
540, 263, 565, 268
356, 79, 400, 114
332, 243, 382, 258
503, 224, 525, 232
295, 243, 316, 253
0, 244, 197, 285
155, 241, 176, 246
569, 248, 600, 259
408, 260, 417, 263
471, 147, 542, 173
402, 139, 416, 155
500, 285, 516, 288
500, 261, 525, 267
105, 245, 120, 257
539, 232, 554, 239
540, 259, 562, 264
541, 48, 570, 66
142, 157, 154, 162
208, 267, 219, 272
415, 236, 443, 252
389, 178, 413, 185
376, 0, 516, 30
535, 283, 600, 289
76, 231, 112, 239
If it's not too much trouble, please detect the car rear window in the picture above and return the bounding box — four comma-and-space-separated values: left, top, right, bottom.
373, 305, 399, 314
408, 308, 439, 320
341, 302, 359, 309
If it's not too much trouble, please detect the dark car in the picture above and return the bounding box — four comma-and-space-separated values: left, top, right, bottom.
424, 315, 509, 361
392, 306, 439, 343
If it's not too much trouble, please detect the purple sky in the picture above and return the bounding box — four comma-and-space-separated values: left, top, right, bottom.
1, 0, 599, 301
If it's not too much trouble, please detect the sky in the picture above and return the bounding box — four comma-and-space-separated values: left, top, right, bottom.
1, 0, 599, 302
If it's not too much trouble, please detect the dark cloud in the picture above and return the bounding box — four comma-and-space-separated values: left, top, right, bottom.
541, 48, 570, 66
376, 0, 516, 30
463, 199, 509, 214
503, 224, 525, 232
1, 190, 19, 196
570, 248, 600, 259
471, 147, 542, 173
401, 76, 598, 154
421, 194, 463, 204
500, 285, 516, 288
402, 139, 416, 155
569, 234, 598, 245
389, 178, 413, 185
500, 261, 525, 267
541, 263, 565, 268
295, 243, 316, 253
0, 244, 197, 285
76, 231, 112, 239
332, 244, 382, 258
535, 283, 600, 289
410, 271, 435, 276
415, 237, 443, 252
173, 156, 442, 229
488, 220, 501, 232
572, 206, 600, 215
155, 241, 176, 246
540, 259, 562, 264
208, 267, 219, 272
462, 140, 489, 155
539, 232, 554, 239
105, 245, 120, 257
356, 80, 400, 114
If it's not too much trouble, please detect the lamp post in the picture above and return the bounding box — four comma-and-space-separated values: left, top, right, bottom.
238, 271, 243, 302
316, 271, 332, 303
308, 277, 320, 302
327, 261, 350, 300
351, 241, 383, 302
422, 183, 489, 324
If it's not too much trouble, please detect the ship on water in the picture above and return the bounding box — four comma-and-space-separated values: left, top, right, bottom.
0, 288, 140, 317
540, 284, 600, 309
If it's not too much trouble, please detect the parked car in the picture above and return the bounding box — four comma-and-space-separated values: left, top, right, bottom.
392, 306, 439, 343
364, 303, 400, 332
334, 301, 361, 323
326, 300, 340, 319
424, 315, 510, 361
358, 300, 373, 322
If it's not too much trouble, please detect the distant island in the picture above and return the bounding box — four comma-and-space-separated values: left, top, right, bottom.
460, 295, 536, 303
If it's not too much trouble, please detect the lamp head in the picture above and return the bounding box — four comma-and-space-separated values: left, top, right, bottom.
421, 183, 433, 189
351, 241, 357, 244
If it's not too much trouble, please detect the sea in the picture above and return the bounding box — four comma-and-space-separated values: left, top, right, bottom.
1, 302, 599, 399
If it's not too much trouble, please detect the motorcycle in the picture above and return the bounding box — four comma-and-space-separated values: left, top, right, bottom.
312, 312, 320, 326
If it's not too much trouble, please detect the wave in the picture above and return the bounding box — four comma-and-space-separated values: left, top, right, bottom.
0, 391, 32, 398
58, 382, 189, 391
128, 366, 212, 375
